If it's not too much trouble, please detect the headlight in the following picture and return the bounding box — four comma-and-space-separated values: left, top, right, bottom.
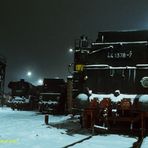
140, 77, 148, 88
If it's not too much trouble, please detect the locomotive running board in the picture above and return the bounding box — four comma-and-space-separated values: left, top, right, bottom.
92, 41, 148, 45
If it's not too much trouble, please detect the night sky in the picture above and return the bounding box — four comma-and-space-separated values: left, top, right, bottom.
0, 0, 148, 89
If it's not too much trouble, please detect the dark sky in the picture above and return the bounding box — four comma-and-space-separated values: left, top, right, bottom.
0, 0, 148, 87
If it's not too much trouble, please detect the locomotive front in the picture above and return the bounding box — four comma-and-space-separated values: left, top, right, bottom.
72, 31, 148, 136
73, 31, 148, 96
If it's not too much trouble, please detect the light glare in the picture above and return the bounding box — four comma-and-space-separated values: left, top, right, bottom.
27, 71, 32, 77
69, 48, 73, 53
38, 79, 43, 85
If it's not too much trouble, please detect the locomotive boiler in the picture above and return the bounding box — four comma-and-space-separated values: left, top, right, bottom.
72, 30, 148, 137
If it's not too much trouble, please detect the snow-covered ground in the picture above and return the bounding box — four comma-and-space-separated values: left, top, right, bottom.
0, 107, 138, 148
72, 135, 136, 148
141, 137, 148, 148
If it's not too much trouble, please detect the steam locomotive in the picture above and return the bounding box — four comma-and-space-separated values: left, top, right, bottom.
72, 30, 148, 137
38, 78, 66, 114
7, 79, 39, 110
7, 78, 67, 114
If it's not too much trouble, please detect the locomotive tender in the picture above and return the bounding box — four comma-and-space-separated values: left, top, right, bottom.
72, 30, 148, 136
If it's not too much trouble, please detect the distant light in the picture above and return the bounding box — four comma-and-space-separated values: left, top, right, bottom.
69, 48, 73, 53
37, 79, 43, 85
89, 90, 92, 94
27, 71, 32, 77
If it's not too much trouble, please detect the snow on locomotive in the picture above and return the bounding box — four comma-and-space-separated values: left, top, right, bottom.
72, 30, 148, 137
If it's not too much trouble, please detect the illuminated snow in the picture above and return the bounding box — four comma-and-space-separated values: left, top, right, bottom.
0, 107, 139, 148
139, 95, 148, 103
89, 93, 137, 103
76, 93, 88, 101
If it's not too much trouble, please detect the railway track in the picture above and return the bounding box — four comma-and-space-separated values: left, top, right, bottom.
63, 135, 93, 148
132, 137, 144, 148
63, 135, 144, 148
50, 117, 145, 148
